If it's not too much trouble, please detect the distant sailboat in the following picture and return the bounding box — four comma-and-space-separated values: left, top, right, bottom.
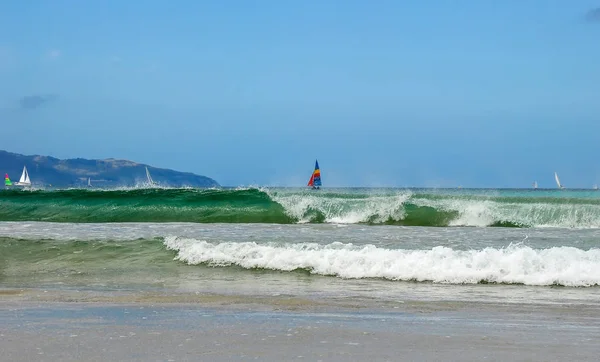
14, 166, 31, 187
554, 172, 564, 189
87, 177, 92, 187
594, 184, 598, 190
145, 166, 155, 186
4, 173, 12, 187
533, 181, 538, 190
307, 160, 322, 189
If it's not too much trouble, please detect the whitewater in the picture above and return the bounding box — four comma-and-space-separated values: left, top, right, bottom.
2, 187, 600, 307
2, 186, 600, 227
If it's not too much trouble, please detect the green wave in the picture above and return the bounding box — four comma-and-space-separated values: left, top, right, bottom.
1, 187, 600, 227
0, 188, 293, 223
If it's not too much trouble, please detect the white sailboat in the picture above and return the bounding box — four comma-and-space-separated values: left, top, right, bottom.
593, 184, 598, 190
14, 166, 31, 187
533, 181, 538, 189
554, 172, 564, 189
145, 166, 155, 186
87, 177, 92, 187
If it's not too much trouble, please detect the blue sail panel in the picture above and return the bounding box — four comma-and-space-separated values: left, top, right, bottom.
313, 176, 322, 186
312, 159, 321, 187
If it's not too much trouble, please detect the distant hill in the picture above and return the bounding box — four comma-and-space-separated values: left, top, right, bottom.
0, 150, 219, 188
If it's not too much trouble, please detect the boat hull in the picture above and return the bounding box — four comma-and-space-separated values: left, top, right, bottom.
13, 183, 31, 187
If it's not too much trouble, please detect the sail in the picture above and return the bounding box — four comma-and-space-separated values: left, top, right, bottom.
554, 172, 562, 189
19, 166, 31, 185
145, 167, 154, 185
88, 177, 91, 187
4, 174, 11, 186
533, 181, 538, 189
307, 160, 321, 188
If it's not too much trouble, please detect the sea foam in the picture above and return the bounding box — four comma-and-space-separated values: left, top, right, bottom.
269, 191, 412, 224
164, 236, 600, 287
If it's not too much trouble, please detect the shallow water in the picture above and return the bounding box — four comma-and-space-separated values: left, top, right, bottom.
2, 221, 599, 307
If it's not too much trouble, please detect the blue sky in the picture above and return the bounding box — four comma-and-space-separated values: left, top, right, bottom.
1, 1, 599, 187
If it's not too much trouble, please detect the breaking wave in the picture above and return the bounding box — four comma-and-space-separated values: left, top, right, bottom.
1, 187, 600, 228
165, 236, 600, 287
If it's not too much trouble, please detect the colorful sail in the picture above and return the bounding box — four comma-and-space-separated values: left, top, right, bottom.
307, 160, 321, 188
4, 173, 12, 186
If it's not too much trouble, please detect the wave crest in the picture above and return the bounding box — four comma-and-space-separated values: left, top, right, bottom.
165, 236, 600, 287
2, 187, 600, 228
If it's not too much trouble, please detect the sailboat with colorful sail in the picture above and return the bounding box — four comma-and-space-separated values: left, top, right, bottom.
4, 174, 12, 187
307, 160, 321, 189
14, 166, 31, 187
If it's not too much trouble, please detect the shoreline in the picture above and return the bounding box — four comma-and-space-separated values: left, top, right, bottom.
3, 287, 600, 313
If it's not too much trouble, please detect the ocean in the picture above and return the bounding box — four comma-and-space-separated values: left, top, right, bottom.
2, 187, 600, 296
2, 187, 600, 360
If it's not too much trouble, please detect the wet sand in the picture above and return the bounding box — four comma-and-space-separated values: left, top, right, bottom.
1, 289, 600, 361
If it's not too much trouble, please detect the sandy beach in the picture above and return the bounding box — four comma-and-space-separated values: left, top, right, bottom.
2, 288, 599, 361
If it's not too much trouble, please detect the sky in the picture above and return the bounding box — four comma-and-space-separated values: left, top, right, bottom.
1, 0, 599, 187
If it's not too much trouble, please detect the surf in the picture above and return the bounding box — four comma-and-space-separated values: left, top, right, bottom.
1, 187, 600, 228
165, 236, 600, 287
3, 234, 600, 287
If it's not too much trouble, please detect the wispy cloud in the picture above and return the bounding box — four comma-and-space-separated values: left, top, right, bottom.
45, 49, 61, 60
19, 94, 58, 110
585, 8, 600, 22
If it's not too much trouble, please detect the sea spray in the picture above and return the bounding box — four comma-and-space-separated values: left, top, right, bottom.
1, 187, 600, 227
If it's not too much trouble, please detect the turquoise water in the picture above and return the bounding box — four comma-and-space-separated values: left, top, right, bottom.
1, 187, 600, 227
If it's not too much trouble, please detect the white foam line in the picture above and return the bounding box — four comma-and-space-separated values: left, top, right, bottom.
165, 236, 600, 287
